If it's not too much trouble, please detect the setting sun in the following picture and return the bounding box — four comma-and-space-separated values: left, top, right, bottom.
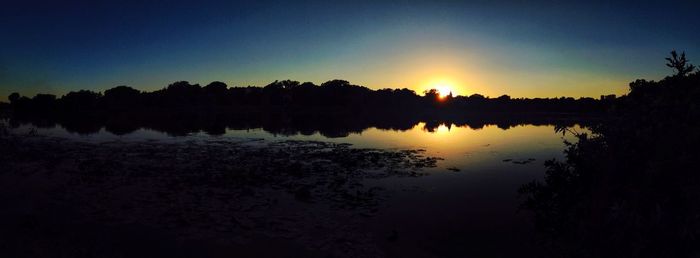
3, 1, 699, 256
422, 78, 459, 98
435, 84, 453, 98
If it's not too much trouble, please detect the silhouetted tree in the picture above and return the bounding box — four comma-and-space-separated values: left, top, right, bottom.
468, 93, 486, 100
279, 80, 300, 89
104, 86, 140, 100
423, 89, 439, 99
160, 81, 203, 106
203, 81, 228, 94
32, 94, 56, 105
520, 53, 700, 257
8, 93, 19, 104
666, 50, 695, 76
496, 94, 511, 101
62, 90, 101, 110
102, 86, 140, 110
320, 79, 350, 88
203, 81, 229, 106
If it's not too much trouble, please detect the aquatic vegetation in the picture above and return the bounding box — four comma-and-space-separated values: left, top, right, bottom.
502, 158, 537, 165
0, 135, 439, 257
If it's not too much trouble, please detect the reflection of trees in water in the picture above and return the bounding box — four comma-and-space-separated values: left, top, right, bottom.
8, 111, 591, 138
519, 62, 700, 257
4, 78, 610, 137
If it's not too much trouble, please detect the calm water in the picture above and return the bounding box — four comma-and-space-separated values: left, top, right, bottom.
12, 122, 582, 256
13, 122, 576, 170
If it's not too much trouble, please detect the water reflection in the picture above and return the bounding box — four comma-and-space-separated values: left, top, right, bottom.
4, 117, 587, 257
8, 112, 592, 140
7, 112, 593, 138
10, 118, 585, 173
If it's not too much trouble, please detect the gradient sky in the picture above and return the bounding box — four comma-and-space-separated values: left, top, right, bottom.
1, 0, 699, 101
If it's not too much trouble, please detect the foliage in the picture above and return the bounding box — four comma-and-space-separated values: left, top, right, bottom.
666, 50, 696, 77
7, 79, 610, 118
520, 53, 700, 257
4, 79, 609, 137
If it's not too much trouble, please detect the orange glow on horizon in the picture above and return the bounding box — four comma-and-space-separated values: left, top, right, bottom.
435, 85, 452, 98
427, 79, 456, 98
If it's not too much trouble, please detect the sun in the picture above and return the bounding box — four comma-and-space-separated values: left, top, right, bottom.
435, 84, 453, 98
422, 78, 459, 99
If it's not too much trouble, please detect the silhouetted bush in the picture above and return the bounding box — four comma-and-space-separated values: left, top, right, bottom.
8, 93, 20, 104
520, 52, 700, 257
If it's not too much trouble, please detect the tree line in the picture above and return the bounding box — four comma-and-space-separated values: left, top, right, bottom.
4, 79, 612, 117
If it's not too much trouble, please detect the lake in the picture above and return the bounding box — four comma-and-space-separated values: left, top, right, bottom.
7, 121, 582, 257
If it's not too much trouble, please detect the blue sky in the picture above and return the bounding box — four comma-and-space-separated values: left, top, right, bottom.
1, 0, 698, 100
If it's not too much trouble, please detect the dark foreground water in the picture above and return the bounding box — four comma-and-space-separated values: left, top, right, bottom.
5, 122, 582, 257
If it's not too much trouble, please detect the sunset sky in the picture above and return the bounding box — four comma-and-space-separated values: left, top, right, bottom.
1, 1, 699, 100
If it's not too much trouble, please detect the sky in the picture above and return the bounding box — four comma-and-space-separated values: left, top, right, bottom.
1, 0, 699, 101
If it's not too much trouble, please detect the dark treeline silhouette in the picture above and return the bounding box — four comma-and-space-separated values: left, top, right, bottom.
5, 79, 611, 116
520, 51, 700, 257
2, 79, 610, 136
